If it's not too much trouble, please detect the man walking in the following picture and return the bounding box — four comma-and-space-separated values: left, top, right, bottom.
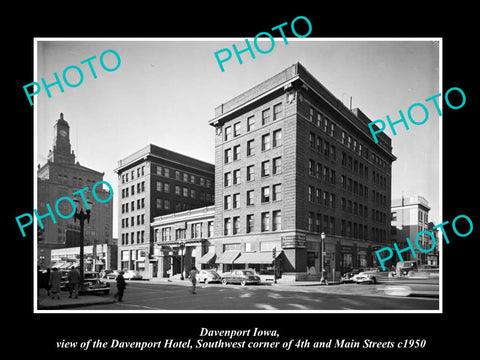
48, 267, 62, 300
68, 266, 80, 299
188, 266, 199, 294
114, 271, 127, 302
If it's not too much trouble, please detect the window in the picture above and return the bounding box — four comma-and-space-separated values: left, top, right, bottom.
224, 195, 232, 210
183, 187, 189, 197
262, 133, 271, 151
175, 171, 181, 180
233, 122, 241, 137
192, 223, 202, 238
233, 216, 240, 234
233, 145, 241, 160
208, 221, 214, 237
247, 165, 255, 181
164, 200, 170, 210
233, 193, 240, 209
156, 199, 163, 209
262, 108, 271, 125
233, 169, 241, 184
309, 159, 315, 176
261, 212, 270, 232
309, 107, 315, 122
225, 148, 232, 163
272, 184, 282, 201
183, 173, 189, 182
261, 160, 270, 177
247, 116, 255, 131
273, 157, 282, 174
164, 168, 170, 178
309, 132, 315, 148
224, 218, 232, 236
246, 214, 254, 233
273, 129, 282, 147
273, 210, 281, 231
225, 126, 232, 141
273, 103, 282, 120
175, 185, 181, 195
247, 139, 255, 156
308, 185, 315, 202
156, 181, 163, 192
261, 186, 270, 202
308, 212, 314, 232
224, 172, 232, 187
247, 190, 254, 205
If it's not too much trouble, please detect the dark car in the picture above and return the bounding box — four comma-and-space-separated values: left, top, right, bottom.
221, 270, 261, 286
62, 271, 110, 295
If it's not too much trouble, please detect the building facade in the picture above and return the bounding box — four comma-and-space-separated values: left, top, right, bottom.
51, 243, 118, 272
208, 63, 396, 281
37, 113, 113, 268
115, 144, 214, 278
391, 195, 438, 266
151, 206, 215, 278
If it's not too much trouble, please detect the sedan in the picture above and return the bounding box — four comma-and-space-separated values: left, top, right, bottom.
196, 269, 222, 284
221, 270, 261, 286
123, 270, 143, 280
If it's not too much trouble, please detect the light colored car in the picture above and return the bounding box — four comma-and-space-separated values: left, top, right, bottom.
123, 270, 143, 280
106, 270, 120, 280
196, 270, 222, 284
351, 271, 377, 284
221, 270, 261, 286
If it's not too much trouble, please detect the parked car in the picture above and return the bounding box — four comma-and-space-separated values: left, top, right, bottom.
196, 269, 222, 284
106, 270, 120, 280
123, 270, 143, 280
351, 270, 378, 284
62, 271, 110, 295
82, 272, 110, 295
221, 270, 261, 286
258, 269, 276, 283
340, 268, 364, 283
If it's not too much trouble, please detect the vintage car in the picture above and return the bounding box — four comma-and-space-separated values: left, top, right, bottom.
221, 270, 261, 286
62, 271, 110, 295
196, 269, 222, 284
123, 270, 143, 280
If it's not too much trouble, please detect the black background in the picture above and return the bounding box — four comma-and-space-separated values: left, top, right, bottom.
7, 4, 477, 356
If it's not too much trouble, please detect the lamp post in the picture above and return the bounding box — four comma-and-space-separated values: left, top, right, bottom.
73, 198, 92, 292
320, 232, 326, 285
179, 241, 186, 280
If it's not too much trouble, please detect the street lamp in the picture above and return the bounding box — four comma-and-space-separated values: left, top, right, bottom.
179, 241, 186, 280
73, 198, 92, 292
320, 232, 326, 285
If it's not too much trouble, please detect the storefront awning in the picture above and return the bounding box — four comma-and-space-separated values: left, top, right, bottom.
198, 252, 216, 264
216, 250, 240, 264
234, 251, 282, 264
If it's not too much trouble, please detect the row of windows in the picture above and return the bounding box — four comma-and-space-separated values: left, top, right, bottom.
306, 105, 390, 174
121, 166, 145, 184
224, 129, 282, 164
306, 212, 387, 243
224, 103, 283, 142
157, 221, 215, 242
224, 156, 282, 187
120, 230, 145, 245
224, 210, 281, 235
121, 198, 145, 213
155, 165, 213, 189
156, 181, 214, 201
121, 181, 145, 198
121, 214, 146, 228
224, 184, 282, 210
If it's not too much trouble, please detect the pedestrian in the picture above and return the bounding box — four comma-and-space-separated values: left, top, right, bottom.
188, 266, 199, 294
114, 271, 127, 302
49, 267, 62, 300
68, 266, 80, 299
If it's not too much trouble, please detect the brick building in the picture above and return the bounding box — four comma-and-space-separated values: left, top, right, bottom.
115, 144, 214, 278
208, 63, 396, 281
37, 113, 113, 268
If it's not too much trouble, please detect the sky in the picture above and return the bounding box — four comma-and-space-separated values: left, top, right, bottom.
35, 39, 440, 238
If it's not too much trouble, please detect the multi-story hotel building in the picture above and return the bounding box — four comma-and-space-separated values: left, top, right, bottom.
208, 62, 396, 281
115, 144, 214, 278
37, 113, 113, 268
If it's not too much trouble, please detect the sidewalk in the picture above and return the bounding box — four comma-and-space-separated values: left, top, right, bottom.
37, 292, 115, 310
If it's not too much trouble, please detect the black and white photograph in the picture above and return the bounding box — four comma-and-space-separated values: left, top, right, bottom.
34, 39, 441, 313
9, 6, 477, 357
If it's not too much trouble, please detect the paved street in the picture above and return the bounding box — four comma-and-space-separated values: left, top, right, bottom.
70, 280, 439, 311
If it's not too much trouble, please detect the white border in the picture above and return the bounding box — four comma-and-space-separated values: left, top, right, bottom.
33, 37, 443, 314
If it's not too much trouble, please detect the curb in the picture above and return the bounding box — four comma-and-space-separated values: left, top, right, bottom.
38, 298, 116, 310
